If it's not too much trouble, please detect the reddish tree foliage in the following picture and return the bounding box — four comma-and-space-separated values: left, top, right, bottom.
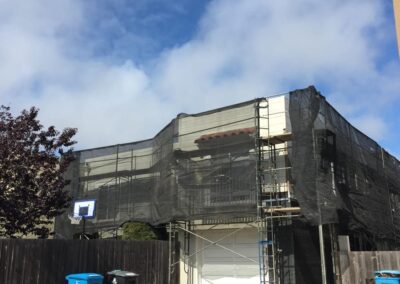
0, 105, 77, 238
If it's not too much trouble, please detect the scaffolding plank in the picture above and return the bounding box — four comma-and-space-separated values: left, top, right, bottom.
262, 133, 292, 145
264, 207, 301, 214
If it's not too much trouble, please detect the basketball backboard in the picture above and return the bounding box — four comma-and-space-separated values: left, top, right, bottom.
73, 200, 96, 219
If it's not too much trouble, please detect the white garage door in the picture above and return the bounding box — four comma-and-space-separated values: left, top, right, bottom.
198, 228, 260, 284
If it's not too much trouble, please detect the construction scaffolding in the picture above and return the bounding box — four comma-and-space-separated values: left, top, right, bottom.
55, 86, 400, 284
256, 97, 298, 284
56, 98, 263, 238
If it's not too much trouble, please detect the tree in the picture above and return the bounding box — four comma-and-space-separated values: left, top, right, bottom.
0, 105, 77, 238
122, 222, 157, 240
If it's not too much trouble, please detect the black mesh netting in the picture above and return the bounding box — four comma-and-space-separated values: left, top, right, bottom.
55, 86, 400, 242
289, 86, 400, 241
55, 100, 259, 237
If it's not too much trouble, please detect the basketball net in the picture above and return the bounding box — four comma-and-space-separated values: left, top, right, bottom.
68, 214, 82, 225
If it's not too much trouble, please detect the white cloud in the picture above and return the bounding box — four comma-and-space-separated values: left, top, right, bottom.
0, 0, 399, 152
352, 115, 389, 140
155, 0, 386, 104
0, 0, 165, 147
154, 0, 400, 146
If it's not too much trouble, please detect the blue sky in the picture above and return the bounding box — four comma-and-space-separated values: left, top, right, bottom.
0, 0, 399, 157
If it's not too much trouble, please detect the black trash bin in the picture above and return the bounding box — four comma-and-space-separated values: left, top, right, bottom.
105, 270, 139, 284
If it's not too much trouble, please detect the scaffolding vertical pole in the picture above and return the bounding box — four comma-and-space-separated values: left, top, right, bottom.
255, 99, 267, 284
330, 162, 341, 283
256, 98, 280, 284
319, 224, 327, 284
312, 128, 327, 284
329, 224, 341, 284
168, 222, 172, 284
114, 145, 120, 238
310, 120, 327, 284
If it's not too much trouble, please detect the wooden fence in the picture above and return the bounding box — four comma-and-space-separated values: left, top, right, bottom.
0, 239, 179, 284
340, 251, 400, 283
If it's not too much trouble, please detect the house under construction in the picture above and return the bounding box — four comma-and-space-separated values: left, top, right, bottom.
55, 86, 400, 284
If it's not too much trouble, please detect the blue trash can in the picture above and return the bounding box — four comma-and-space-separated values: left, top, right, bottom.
65, 273, 104, 284
375, 270, 400, 284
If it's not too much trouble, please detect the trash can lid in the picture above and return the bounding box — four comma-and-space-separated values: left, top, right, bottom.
107, 270, 139, 277
375, 270, 400, 275
66, 273, 104, 280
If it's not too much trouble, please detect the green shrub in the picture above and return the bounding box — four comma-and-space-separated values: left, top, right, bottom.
122, 222, 157, 240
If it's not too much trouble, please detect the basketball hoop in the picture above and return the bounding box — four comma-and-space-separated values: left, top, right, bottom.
68, 199, 96, 236
68, 214, 82, 225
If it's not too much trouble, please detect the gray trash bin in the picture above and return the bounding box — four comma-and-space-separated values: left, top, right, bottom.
106, 270, 139, 284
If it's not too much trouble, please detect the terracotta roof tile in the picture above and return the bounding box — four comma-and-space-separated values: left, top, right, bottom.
195, 127, 255, 143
